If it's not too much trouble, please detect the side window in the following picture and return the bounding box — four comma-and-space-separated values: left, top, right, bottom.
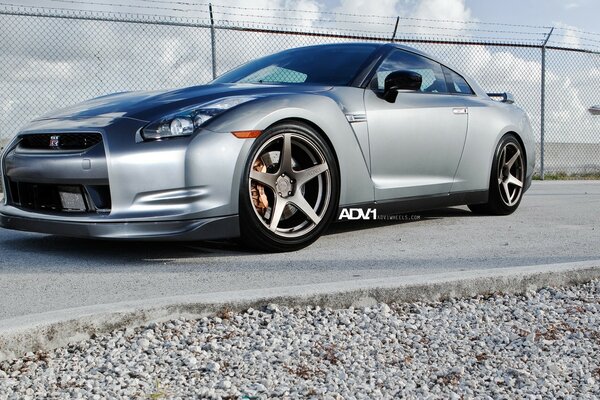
443, 67, 474, 95
374, 50, 448, 94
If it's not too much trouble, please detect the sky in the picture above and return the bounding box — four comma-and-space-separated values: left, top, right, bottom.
466, 0, 600, 33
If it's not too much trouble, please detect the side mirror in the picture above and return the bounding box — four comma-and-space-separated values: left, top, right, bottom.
383, 70, 422, 103
487, 92, 515, 104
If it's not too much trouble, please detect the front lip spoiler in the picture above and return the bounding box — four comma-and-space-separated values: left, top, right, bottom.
0, 213, 239, 241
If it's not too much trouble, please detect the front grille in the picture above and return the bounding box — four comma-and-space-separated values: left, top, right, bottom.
8, 181, 111, 213
20, 133, 102, 151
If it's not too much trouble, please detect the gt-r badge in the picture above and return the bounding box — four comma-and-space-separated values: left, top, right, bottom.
49, 135, 60, 148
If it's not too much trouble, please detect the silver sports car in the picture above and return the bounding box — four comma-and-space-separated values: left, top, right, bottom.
0, 43, 535, 251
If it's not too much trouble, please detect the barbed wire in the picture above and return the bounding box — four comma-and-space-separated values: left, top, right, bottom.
48, 0, 207, 13
212, 10, 395, 27
212, 10, 554, 37
394, 33, 546, 43
142, 0, 398, 19
38, 0, 553, 31
1, 2, 599, 52
215, 19, 393, 37
41, 0, 559, 42
0, 2, 212, 24
142, 0, 210, 7
554, 26, 600, 38
28, 0, 600, 41
215, 19, 549, 45
393, 25, 547, 36
551, 32, 600, 45
210, 3, 553, 29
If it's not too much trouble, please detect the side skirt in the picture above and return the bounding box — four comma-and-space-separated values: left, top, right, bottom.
337, 190, 488, 218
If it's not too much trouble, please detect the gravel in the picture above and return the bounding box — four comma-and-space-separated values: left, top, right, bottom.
2, 281, 600, 399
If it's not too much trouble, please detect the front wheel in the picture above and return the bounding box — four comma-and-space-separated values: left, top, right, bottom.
469, 134, 525, 215
239, 121, 339, 252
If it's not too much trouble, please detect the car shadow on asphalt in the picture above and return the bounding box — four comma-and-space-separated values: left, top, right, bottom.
0, 207, 478, 260
1, 234, 247, 262
326, 206, 478, 234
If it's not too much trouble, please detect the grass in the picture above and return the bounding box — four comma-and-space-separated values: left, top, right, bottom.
147, 380, 171, 399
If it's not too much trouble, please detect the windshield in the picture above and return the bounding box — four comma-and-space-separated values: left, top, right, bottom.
213, 44, 380, 86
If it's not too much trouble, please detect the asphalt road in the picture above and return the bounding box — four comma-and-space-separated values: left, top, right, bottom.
0, 181, 599, 320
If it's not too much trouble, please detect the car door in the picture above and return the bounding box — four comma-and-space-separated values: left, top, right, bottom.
364, 49, 469, 201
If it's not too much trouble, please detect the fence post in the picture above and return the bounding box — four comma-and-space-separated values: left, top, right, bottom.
391, 16, 399, 42
540, 27, 554, 179
209, 3, 217, 80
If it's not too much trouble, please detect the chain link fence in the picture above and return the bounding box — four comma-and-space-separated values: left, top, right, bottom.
0, 4, 599, 178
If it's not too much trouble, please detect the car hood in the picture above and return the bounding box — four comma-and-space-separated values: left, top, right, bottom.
35, 83, 333, 123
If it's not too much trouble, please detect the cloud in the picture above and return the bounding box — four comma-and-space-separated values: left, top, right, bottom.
411, 0, 473, 23
334, 0, 400, 17
329, 0, 473, 37
564, 2, 581, 10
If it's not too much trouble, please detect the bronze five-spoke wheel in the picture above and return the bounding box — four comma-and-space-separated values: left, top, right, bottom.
240, 121, 339, 252
469, 134, 525, 215
497, 141, 524, 207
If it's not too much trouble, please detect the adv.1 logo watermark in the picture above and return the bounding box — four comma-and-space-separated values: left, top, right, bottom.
338, 208, 422, 221
338, 208, 377, 220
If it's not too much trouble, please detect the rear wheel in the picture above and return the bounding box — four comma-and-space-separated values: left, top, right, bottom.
469, 134, 525, 215
239, 121, 339, 252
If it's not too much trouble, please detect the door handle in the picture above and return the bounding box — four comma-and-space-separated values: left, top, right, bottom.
453, 107, 468, 114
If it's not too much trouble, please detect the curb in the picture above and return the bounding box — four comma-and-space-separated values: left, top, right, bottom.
1, 260, 599, 361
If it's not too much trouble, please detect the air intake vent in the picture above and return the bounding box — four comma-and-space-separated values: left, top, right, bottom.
20, 133, 102, 151
8, 181, 111, 213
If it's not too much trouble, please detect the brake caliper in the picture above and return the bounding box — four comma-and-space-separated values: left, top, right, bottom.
251, 159, 270, 216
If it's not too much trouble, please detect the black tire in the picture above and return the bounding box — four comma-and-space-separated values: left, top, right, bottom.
468, 134, 525, 216
239, 121, 339, 252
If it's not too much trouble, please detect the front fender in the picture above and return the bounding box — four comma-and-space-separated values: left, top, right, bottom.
205, 94, 375, 207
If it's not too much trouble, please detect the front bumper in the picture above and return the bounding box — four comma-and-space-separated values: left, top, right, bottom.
0, 211, 239, 240
0, 116, 252, 240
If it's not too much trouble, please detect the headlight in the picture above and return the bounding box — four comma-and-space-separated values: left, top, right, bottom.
141, 96, 257, 141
